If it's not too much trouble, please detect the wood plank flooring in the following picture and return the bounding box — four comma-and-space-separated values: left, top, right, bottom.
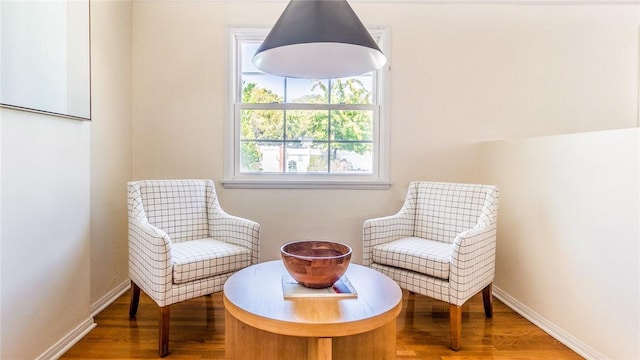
61, 289, 583, 359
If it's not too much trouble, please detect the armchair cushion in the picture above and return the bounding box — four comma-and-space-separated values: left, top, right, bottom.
171, 238, 251, 285
372, 237, 451, 280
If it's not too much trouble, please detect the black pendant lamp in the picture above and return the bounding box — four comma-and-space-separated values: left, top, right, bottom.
252, 0, 386, 79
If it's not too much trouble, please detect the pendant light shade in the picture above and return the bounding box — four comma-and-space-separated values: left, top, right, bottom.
252, 0, 386, 79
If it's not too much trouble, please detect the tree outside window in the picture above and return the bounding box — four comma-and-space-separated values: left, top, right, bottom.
240, 59, 375, 174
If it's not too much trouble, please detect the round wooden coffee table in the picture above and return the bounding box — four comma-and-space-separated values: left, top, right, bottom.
223, 260, 402, 360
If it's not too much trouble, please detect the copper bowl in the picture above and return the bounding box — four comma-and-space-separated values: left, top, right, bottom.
280, 240, 352, 289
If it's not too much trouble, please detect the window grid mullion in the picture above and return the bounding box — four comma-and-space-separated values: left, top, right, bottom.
282, 108, 286, 173
327, 79, 332, 174
328, 109, 332, 174
239, 103, 376, 111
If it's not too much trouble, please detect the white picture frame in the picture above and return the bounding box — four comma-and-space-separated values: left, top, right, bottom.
0, 0, 91, 121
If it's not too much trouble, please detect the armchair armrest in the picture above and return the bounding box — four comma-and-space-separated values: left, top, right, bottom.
209, 212, 261, 264
362, 211, 414, 266
128, 218, 173, 305
449, 222, 497, 305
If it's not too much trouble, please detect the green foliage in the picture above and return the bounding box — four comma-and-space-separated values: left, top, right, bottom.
240, 78, 373, 172
240, 141, 261, 172
240, 82, 284, 171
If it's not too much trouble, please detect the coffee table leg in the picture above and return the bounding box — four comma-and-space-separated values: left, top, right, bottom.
308, 337, 332, 360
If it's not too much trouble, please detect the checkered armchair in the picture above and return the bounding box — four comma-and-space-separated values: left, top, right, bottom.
127, 179, 260, 357
363, 181, 499, 351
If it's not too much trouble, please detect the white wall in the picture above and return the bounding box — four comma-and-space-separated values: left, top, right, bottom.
89, 0, 132, 312
0, 109, 92, 359
2, 1, 634, 358
131, 1, 638, 263
480, 128, 639, 359
0, 1, 132, 358
129, 2, 639, 359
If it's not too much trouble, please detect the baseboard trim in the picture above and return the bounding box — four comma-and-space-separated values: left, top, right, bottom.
36, 317, 96, 360
90, 279, 131, 318
36, 281, 131, 359
493, 286, 606, 360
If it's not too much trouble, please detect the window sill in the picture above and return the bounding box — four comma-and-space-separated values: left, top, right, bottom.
220, 179, 392, 190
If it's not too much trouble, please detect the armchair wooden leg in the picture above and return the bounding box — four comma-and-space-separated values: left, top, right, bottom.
449, 304, 462, 351
129, 281, 140, 318
482, 283, 494, 318
159, 306, 170, 357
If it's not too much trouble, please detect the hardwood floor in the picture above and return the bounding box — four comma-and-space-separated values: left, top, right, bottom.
61, 289, 583, 359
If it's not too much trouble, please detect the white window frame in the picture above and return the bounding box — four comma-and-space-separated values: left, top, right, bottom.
222, 27, 390, 190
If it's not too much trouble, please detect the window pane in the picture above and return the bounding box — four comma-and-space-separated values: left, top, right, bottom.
330, 110, 373, 141
329, 76, 373, 105
242, 75, 284, 103
240, 42, 261, 73
285, 143, 328, 173
285, 110, 329, 141
240, 141, 284, 173
286, 78, 329, 104
241, 110, 284, 140
330, 142, 373, 173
